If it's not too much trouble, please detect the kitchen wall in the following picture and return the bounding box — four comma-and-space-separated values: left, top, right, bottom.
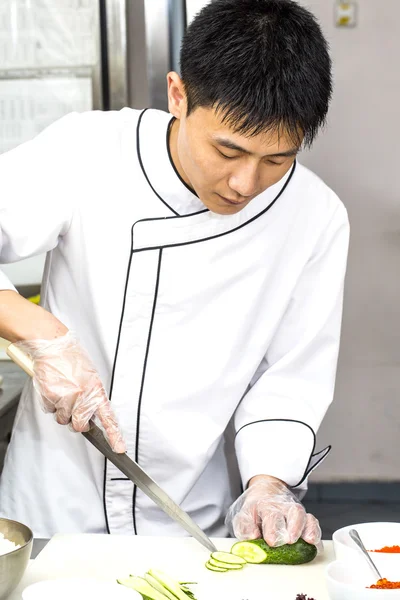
297, 0, 400, 481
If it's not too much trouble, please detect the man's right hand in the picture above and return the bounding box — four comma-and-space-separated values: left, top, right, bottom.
14, 331, 126, 453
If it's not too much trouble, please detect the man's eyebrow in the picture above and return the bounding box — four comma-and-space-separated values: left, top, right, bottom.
214, 137, 299, 158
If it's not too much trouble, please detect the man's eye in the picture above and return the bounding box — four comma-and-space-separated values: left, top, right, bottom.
217, 149, 237, 160
267, 160, 285, 166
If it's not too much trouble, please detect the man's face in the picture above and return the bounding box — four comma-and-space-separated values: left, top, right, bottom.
170, 104, 301, 216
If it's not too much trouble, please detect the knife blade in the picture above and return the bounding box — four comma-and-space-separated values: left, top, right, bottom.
83, 423, 217, 552
6, 343, 217, 553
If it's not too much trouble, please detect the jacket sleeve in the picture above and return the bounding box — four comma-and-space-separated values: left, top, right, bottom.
234, 202, 350, 490
0, 113, 80, 291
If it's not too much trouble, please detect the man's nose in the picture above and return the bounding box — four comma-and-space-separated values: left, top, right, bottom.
228, 163, 260, 198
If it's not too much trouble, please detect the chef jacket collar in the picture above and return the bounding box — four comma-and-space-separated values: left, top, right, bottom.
137, 109, 206, 216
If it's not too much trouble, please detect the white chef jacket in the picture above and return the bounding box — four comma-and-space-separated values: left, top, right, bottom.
0, 108, 349, 539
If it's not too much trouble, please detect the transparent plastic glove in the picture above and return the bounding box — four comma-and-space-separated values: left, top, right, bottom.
15, 331, 126, 453
225, 477, 322, 549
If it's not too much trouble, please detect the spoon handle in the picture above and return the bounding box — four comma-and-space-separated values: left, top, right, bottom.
349, 529, 383, 580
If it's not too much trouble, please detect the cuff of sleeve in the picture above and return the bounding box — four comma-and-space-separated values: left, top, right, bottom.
0, 271, 17, 292
235, 419, 331, 489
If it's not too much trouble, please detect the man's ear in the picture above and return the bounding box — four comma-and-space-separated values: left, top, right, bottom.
167, 72, 187, 119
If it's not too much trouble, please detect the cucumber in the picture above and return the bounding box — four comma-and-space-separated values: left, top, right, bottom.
118, 576, 169, 599
231, 538, 318, 565
180, 586, 196, 600
205, 561, 228, 572
144, 574, 178, 600
208, 557, 243, 570
147, 569, 194, 600
211, 551, 247, 565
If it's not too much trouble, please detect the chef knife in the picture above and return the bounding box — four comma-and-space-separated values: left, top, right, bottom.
6, 343, 217, 554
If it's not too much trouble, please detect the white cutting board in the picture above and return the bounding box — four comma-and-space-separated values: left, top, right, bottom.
10, 535, 335, 600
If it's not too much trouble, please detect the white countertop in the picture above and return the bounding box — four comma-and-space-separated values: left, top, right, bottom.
10, 535, 335, 600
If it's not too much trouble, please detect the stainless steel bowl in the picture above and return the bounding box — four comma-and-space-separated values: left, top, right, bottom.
0, 518, 33, 600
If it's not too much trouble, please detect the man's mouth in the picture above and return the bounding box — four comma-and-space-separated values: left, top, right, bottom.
216, 193, 247, 207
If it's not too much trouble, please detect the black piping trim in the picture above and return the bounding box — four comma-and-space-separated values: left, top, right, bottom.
102, 111, 148, 534
137, 109, 178, 215
311, 445, 332, 458
103, 223, 134, 532
166, 117, 199, 197
110, 478, 129, 481
102, 458, 110, 533
130, 161, 296, 254
132, 248, 163, 534
103, 234, 135, 535
235, 418, 328, 488
305, 446, 332, 476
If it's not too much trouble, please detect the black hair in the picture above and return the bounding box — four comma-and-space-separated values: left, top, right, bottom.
180, 0, 332, 147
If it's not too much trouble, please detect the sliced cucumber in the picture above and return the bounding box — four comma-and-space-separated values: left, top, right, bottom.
144, 574, 177, 600
180, 587, 196, 600
205, 561, 228, 572
118, 576, 169, 600
147, 569, 192, 600
231, 541, 269, 564
211, 551, 247, 566
208, 557, 243, 570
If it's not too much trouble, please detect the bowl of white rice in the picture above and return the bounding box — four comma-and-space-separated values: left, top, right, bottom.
0, 518, 33, 599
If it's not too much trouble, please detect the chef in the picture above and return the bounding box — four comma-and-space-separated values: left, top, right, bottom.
0, 0, 349, 548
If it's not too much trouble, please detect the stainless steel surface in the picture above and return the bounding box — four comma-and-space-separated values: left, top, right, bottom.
126, 0, 150, 108
32, 539, 49, 560
92, 0, 104, 110
106, 0, 128, 109
144, 0, 171, 110
349, 529, 383, 580
0, 518, 33, 600
84, 423, 217, 553
0, 363, 27, 473
168, 0, 187, 74
114, 0, 189, 110
0, 363, 26, 419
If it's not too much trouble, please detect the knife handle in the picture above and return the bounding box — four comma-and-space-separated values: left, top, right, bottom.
6, 343, 34, 377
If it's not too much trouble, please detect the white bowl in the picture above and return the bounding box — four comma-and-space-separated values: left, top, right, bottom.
22, 578, 140, 600
326, 560, 400, 600
333, 522, 400, 580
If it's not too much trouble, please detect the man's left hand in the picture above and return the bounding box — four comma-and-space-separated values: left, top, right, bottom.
225, 475, 322, 549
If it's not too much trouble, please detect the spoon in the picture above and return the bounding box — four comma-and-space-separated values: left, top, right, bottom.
349, 529, 383, 580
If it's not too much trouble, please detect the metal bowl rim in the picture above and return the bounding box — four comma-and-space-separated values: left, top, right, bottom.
0, 517, 33, 556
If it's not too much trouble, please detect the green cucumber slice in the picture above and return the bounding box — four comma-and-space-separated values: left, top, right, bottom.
147, 569, 192, 600
211, 551, 247, 565
231, 541, 269, 564
180, 587, 196, 600
117, 576, 169, 599
208, 557, 243, 570
144, 574, 177, 600
205, 561, 228, 572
